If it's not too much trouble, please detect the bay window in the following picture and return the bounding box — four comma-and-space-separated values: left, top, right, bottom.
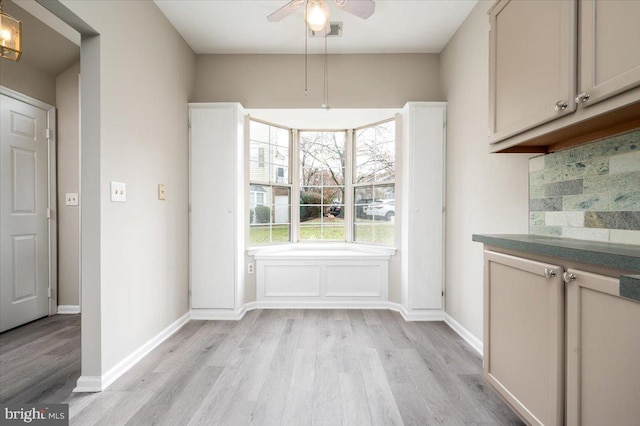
249, 118, 395, 246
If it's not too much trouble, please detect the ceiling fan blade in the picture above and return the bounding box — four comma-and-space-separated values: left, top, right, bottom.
267, 0, 305, 22
335, 0, 375, 19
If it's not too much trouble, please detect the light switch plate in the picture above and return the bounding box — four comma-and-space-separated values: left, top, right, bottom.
65, 193, 79, 206
111, 181, 126, 202
158, 184, 166, 201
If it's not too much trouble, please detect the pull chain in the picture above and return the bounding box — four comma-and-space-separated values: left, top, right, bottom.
322, 27, 330, 109
304, 0, 308, 96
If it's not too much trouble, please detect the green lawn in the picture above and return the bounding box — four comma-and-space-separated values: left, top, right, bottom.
250, 217, 394, 245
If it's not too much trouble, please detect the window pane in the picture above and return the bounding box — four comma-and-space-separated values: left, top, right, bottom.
299, 225, 323, 241
249, 225, 271, 245
250, 120, 292, 245
355, 121, 395, 184
272, 187, 291, 224
354, 120, 395, 246
353, 223, 374, 243
271, 225, 290, 243
250, 121, 269, 143
374, 222, 395, 245
299, 131, 346, 241
250, 142, 270, 182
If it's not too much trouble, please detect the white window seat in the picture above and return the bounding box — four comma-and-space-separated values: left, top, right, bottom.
251, 244, 393, 305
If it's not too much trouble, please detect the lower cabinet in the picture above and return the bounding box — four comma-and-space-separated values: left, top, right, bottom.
565, 269, 640, 426
484, 251, 564, 426
484, 250, 640, 425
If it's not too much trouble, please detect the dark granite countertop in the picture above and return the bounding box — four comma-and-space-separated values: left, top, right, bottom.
473, 234, 640, 302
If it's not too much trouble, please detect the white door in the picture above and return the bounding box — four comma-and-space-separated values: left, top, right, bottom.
0, 94, 50, 332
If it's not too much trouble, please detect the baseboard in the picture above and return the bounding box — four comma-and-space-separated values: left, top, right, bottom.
73, 376, 103, 393
192, 301, 445, 321
57, 305, 81, 314
443, 312, 483, 356
388, 302, 445, 321
190, 305, 247, 320
249, 300, 393, 310
73, 311, 190, 393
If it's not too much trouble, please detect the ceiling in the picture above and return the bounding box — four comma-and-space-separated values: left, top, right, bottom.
4, 0, 79, 76
154, 0, 478, 55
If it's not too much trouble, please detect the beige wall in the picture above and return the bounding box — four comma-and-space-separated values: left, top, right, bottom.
195, 54, 442, 108
60, 0, 195, 375
0, 59, 56, 106
55, 62, 80, 307
440, 1, 532, 341
199, 54, 442, 304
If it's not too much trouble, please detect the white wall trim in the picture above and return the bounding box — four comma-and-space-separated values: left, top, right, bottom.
190, 305, 248, 321
73, 376, 103, 393
388, 302, 445, 321
249, 300, 394, 310
57, 305, 81, 314
443, 312, 483, 356
192, 301, 445, 321
73, 312, 190, 393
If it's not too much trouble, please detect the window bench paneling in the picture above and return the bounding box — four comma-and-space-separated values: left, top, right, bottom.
253, 246, 392, 304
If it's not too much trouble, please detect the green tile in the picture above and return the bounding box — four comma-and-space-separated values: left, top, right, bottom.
609, 151, 640, 174
611, 192, 640, 211
563, 193, 609, 211
583, 172, 640, 195
545, 179, 584, 197
530, 184, 545, 199
530, 167, 563, 185
530, 212, 545, 226
563, 159, 609, 180
544, 148, 583, 168
529, 226, 562, 237
581, 130, 640, 160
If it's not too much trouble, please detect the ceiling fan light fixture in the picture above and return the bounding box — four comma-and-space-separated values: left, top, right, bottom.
306, 0, 330, 32
0, 0, 21, 61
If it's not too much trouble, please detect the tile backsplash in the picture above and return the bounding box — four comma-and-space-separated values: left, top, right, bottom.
529, 130, 640, 245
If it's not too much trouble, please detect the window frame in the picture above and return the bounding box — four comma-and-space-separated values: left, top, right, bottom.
248, 117, 396, 247
352, 118, 397, 246
248, 118, 293, 245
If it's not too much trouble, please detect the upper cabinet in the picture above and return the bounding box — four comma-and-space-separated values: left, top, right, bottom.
489, 0, 576, 144
579, 0, 640, 107
489, 0, 640, 153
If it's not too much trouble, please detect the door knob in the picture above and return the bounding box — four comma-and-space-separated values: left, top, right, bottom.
563, 272, 576, 283
544, 268, 557, 279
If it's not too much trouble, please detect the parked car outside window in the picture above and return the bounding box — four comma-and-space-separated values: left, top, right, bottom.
365, 199, 395, 221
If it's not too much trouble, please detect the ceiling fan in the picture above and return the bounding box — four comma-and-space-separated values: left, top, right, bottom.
267, 0, 376, 30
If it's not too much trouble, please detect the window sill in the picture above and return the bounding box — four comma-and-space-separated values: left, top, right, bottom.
248, 243, 396, 260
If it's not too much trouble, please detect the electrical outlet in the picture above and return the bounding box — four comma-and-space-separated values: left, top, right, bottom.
111, 181, 126, 202
65, 193, 79, 206
247, 263, 255, 274
158, 184, 166, 200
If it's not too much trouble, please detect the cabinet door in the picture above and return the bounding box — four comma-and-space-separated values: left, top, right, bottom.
484, 251, 564, 426
565, 269, 640, 426
489, 0, 577, 144
578, 0, 640, 107
190, 107, 237, 309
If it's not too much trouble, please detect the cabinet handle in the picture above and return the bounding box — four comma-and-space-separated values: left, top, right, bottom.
563, 272, 576, 283
544, 268, 557, 279
554, 100, 569, 112
575, 92, 590, 103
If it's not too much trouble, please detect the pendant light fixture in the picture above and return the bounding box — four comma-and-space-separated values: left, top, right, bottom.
0, 0, 22, 61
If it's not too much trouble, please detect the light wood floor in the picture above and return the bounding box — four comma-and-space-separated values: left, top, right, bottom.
1, 310, 523, 425
0, 313, 80, 404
